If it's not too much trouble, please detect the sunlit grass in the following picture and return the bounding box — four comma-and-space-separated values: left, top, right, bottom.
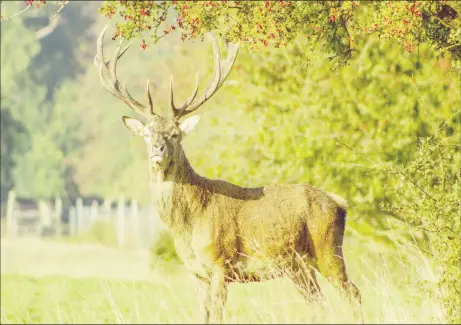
0, 237, 444, 324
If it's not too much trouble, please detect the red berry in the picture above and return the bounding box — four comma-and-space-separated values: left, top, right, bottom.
140, 8, 150, 16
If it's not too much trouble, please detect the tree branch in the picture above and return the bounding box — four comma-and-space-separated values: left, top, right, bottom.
0, 3, 33, 23
0, 1, 69, 24
36, 15, 60, 40
50, 0, 69, 20
333, 136, 437, 202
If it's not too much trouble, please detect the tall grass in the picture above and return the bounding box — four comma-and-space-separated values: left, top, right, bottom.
0, 235, 444, 324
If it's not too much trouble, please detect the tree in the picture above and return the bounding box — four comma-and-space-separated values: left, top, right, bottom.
100, 1, 461, 69
12, 132, 66, 198
0, 7, 43, 198
0, 1, 99, 199
0, 104, 26, 200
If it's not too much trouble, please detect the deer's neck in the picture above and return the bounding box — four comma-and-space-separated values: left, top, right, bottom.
149, 148, 201, 229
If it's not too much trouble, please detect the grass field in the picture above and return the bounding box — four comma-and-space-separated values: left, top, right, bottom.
0, 236, 444, 324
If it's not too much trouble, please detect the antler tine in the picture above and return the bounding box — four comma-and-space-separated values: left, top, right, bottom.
218, 42, 239, 87
95, 25, 108, 68
204, 32, 222, 98
146, 79, 155, 116
169, 76, 177, 114
171, 32, 239, 120
169, 74, 200, 116
108, 39, 124, 81
95, 25, 157, 119
98, 62, 140, 111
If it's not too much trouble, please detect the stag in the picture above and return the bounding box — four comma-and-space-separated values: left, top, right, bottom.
95, 25, 360, 324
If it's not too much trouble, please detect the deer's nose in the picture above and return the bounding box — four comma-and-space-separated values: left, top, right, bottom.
151, 144, 166, 156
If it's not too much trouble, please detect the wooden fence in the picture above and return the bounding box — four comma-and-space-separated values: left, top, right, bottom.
1, 190, 165, 249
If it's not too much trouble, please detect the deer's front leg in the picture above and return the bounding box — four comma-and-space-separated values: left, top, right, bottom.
195, 267, 228, 324
209, 267, 228, 324
194, 275, 211, 323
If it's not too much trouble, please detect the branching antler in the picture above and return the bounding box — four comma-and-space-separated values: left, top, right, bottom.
94, 25, 157, 119
95, 25, 239, 121
170, 33, 240, 120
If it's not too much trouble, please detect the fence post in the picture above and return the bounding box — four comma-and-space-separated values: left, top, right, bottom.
102, 197, 112, 220
76, 197, 83, 235
5, 190, 17, 238
69, 206, 77, 236
117, 194, 125, 247
131, 199, 139, 248
54, 196, 63, 236
37, 199, 53, 236
90, 200, 99, 225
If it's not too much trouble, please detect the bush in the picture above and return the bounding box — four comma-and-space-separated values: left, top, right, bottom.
64, 220, 118, 246
149, 229, 179, 265
377, 130, 460, 324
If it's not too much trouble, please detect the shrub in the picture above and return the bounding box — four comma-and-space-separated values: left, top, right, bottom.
64, 219, 118, 246
149, 229, 179, 264
378, 130, 460, 324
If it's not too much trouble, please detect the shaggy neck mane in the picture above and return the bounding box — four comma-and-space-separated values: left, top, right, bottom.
149, 146, 199, 185
148, 146, 210, 229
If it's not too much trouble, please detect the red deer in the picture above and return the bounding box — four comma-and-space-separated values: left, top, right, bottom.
95, 25, 360, 324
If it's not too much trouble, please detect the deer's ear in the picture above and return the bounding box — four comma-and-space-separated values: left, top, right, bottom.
179, 115, 200, 134
122, 116, 145, 136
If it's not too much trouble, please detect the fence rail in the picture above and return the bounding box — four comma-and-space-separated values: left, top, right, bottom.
1, 190, 164, 249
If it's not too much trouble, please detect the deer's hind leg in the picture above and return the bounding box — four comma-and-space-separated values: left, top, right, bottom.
316, 247, 360, 303
314, 213, 361, 305
287, 255, 323, 303
315, 245, 364, 324
289, 265, 323, 303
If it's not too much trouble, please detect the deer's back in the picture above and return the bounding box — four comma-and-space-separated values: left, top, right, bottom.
234, 184, 345, 257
